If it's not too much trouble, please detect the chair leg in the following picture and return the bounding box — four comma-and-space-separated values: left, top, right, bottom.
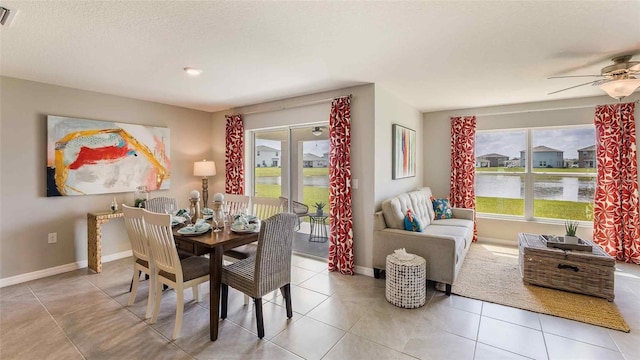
144, 272, 154, 319
221, 284, 228, 319
254, 298, 265, 339
193, 284, 200, 302
173, 287, 184, 340
129, 270, 142, 293
127, 269, 140, 306
244, 294, 250, 305
151, 278, 162, 324
282, 284, 293, 319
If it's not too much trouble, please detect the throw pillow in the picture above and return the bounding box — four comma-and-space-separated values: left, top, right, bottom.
404, 209, 423, 232
431, 196, 454, 220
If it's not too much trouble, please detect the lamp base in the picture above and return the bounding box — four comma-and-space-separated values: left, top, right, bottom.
201, 178, 209, 208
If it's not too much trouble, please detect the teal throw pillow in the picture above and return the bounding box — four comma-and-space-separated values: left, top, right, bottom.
431, 197, 454, 220
404, 209, 423, 232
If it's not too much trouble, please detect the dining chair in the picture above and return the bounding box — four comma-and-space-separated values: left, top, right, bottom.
122, 204, 155, 319
143, 209, 210, 340
279, 196, 309, 229
223, 193, 251, 216
250, 196, 284, 220
221, 213, 298, 338
145, 197, 178, 214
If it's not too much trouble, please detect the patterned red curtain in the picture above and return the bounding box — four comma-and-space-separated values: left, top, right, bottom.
225, 115, 244, 195
450, 116, 478, 242
593, 102, 640, 264
328, 96, 354, 275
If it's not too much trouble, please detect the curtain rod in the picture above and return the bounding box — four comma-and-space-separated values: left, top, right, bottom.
238, 94, 352, 116
472, 98, 639, 117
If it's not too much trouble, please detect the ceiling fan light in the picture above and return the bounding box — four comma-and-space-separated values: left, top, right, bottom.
312, 127, 323, 136
599, 78, 640, 99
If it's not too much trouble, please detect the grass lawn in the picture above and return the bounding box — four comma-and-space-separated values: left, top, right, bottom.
477, 167, 596, 174
477, 196, 593, 221
254, 167, 329, 217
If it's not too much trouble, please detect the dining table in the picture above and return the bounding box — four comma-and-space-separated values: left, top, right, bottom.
172, 224, 258, 341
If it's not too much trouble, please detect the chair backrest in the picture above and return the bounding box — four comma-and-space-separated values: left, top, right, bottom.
279, 196, 309, 215
251, 196, 284, 220
254, 213, 298, 295
223, 194, 250, 216
122, 204, 150, 263
145, 197, 178, 214
142, 209, 183, 282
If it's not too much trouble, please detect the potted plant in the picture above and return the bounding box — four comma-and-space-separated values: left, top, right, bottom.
564, 220, 579, 244
314, 202, 326, 215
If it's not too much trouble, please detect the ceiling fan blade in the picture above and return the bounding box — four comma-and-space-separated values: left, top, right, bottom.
548, 75, 603, 79
548, 80, 599, 95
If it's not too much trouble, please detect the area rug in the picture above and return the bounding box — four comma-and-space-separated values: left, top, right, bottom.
451, 243, 630, 332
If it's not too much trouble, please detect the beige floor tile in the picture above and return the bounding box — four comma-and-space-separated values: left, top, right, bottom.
223, 300, 300, 340
478, 317, 548, 360
271, 316, 345, 360
269, 285, 328, 315
0, 283, 32, 300
295, 258, 329, 273
607, 327, 640, 358
297, 273, 342, 296
544, 333, 624, 360
539, 314, 617, 350
306, 295, 373, 331
473, 343, 532, 359
428, 293, 483, 315
403, 329, 476, 360
482, 302, 541, 330
31, 277, 114, 318
323, 333, 415, 360
290, 267, 318, 285
417, 304, 481, 340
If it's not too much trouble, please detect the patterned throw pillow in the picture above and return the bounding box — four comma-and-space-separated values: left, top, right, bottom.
431, 196, 454, 219
404, 209, 423, 232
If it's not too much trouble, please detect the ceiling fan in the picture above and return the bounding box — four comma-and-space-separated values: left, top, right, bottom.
548, 55, 640, 99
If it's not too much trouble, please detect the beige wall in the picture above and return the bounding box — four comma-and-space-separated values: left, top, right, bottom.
423, 95, 640, 244
0, 77, 212, 280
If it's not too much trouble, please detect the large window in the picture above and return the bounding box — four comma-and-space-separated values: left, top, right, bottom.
476, 126, 596, 221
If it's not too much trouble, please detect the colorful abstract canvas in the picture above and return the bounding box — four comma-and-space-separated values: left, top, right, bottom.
392, 124, 416, 179
46, 116, 170, 196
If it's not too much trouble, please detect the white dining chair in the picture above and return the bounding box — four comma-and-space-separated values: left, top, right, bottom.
122, 204, 155, 319
223, 193, 250, 216
143, 209, 210, 340
250, 196, 284, 220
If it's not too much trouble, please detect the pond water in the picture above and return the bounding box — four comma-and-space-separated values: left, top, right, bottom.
256, 176, 329, 187
476, 174, 595, 203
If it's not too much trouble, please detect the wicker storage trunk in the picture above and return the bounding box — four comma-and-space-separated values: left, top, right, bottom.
518, 233, 615, 301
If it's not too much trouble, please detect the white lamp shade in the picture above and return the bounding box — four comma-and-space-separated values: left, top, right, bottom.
194, 160, 216, 177
599, 78, 640, 99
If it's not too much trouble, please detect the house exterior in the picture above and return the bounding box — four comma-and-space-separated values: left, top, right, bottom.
303, 153, 328, 168
477, 153, 509, 167
520, 145, 564, 168
475, 157, 490, 168
255, 145, 280, 167
578, 145, 596, 168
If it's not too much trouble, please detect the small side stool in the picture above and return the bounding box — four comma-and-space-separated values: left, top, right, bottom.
385, 253, 426, 308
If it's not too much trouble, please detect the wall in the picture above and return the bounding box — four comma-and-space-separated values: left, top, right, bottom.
423, 95, 640, 244
374, 85, 423, 207
0, 77, 212, 281
210, 84, 379, 271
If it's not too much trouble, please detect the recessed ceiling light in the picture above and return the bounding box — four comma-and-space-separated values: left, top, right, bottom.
183, 67, 203, 76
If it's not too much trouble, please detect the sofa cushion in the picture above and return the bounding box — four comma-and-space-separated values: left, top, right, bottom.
431, 218, 474, 229
423, 224, 471, 254
404, 210, 423, 232
431, 197, 454, 219
381, 189, 434, 230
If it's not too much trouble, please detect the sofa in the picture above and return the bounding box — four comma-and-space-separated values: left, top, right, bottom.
373, 187, 474, 295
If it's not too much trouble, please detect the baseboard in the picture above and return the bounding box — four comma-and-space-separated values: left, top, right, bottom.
0, 250, 132, 288
477, 236, 517, 247
354, 264, 374, 277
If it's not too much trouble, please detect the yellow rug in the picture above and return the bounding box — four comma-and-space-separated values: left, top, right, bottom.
452, 243, 630, 332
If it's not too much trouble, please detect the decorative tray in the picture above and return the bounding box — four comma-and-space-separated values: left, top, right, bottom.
541, 235, 593, 252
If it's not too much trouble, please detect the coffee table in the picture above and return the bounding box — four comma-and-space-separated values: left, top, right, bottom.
518, 233, 615, 301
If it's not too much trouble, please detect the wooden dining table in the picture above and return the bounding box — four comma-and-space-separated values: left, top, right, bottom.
172, 225, 258, 341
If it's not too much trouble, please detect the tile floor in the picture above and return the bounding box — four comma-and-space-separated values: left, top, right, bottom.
1, 244, 640, 360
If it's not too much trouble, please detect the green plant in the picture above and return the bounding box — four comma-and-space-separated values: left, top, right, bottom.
314, 201, 326, 210
565, 220, 579, 237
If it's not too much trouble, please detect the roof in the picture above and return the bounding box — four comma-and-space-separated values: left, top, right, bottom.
577, 145, 596, 151
256, 145, 279, 152
478, 153, 509, 158
303, 153, 326, 161
520, 146, 564, 153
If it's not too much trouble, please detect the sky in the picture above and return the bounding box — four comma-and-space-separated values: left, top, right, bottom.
256, 139, 329, 156
476, 127, 595, 160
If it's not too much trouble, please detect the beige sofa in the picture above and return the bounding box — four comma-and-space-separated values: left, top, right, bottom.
373, 187, 474, 295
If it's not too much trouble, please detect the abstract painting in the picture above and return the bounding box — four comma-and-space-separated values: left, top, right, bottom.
392, 124, 416, 179
47, 116, 170, 196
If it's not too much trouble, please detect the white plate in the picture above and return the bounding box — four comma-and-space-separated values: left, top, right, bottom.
177, 223, 211, 235
231, 224, 259, 233
171, 216, 186, 226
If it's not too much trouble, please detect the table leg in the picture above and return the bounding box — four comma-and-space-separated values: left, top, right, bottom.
210, 246, 223, 341
87, 216, 102, 273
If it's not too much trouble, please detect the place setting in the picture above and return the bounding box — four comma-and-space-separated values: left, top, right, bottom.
176, 218, 211, 236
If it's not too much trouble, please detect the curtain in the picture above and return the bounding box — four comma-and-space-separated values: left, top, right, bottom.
450, 116, 478, 242
225, 115, 245, 195
593, 102, 640, 264
328, 96, 354, 275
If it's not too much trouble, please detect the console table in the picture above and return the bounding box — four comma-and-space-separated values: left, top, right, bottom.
88, 210, 123, 273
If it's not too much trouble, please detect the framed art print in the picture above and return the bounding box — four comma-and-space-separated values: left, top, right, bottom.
392, 124, 416, 179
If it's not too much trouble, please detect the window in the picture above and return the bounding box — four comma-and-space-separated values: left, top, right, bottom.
476, 126, 596, 221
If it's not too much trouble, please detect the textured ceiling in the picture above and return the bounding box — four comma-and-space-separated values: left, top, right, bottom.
1, 1, 639, 113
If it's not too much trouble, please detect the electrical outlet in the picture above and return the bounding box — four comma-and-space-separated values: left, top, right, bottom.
48, 232, 57, 244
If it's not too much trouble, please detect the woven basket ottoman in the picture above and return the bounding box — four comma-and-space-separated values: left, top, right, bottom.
385, 253, 426, 308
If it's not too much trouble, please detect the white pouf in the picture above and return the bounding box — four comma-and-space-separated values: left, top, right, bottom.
385, 253, 426, 308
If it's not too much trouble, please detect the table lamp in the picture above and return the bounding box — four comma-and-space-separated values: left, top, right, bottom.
193, 160, 216, 207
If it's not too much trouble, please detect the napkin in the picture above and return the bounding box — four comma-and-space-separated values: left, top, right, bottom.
194, 219, 208, 231
201, 207, 213, 215
394, 248, 415, 261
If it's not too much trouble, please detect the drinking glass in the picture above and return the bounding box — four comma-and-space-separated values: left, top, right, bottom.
212, 208, 222, 232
